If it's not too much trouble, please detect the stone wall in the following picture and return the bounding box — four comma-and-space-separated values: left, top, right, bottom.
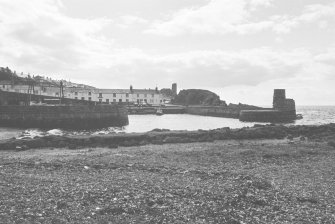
186, 106, 240, 118
240, 110, 297, 122
273, 89, 296, 113
239, 89, 297, 123
0, 105, 128, 128
0, 90, 95, 106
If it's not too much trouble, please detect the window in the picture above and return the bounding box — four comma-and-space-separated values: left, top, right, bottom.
81, 97, 85, 100
88, 92, 91, 96
75, 97, 78, 100
126, 93, 129, 97
144, 99, 147, 103
106, 99, 109, 103
88, 97, 92, 101
113, 93, 116, 97
144, 94, 147, 97
137, 94, 139, 97
55, 92, 59, 96
113, 99, 116, 102
119, 99, 122, 102
99, 93, 102, 98
126, 99, 129, 102
2, 85, 5, 88
99, 99, 102, 103
75, 92, 78, 96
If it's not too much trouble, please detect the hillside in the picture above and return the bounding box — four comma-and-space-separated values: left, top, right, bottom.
172, 89, 226, 106
0, 66, 95, 89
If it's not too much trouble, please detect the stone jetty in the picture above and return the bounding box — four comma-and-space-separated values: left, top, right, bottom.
0, 104, 129, 129
239, 89, 297, 122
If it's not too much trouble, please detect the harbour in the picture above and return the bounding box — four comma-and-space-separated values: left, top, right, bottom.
1, 106, 334, 140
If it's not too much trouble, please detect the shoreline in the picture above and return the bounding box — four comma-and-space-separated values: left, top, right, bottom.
1, 123, 334, 150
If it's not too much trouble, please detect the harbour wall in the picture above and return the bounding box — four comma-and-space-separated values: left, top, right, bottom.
239, 110, 296, 122
239, 89, 297, 123
127, 106, 186, 115
0, 90, 95, 106
185, 106, 240, 118
0, 105, 129, 129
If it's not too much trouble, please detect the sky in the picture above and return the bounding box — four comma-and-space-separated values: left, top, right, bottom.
0, 0, 334, 105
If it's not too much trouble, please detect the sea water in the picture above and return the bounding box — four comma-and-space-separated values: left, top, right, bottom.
0, 106, 334, 140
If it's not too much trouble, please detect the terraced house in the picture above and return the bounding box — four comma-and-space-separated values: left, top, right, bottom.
0, 81, 164, 105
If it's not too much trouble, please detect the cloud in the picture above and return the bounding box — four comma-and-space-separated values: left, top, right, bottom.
0, 0, 113, 74
75, 47, 317, 90
145, 0, 335, 36
116, 15, 148, 29
271, 3, 335, 33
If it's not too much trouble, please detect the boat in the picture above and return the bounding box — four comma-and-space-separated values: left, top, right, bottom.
156, 108, 163, 116
296, 114, 303, 120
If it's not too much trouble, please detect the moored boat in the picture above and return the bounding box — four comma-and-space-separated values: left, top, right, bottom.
156, 108, 163, 116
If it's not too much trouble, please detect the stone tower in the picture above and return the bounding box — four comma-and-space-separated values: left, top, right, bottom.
273, 89, 286, 110
273, 89, 296, 117
172, 83, 177, 95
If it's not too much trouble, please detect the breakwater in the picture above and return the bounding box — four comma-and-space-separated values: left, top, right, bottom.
240, 89, 297, 122
186, 106, 240, 118
0, 90, 95, 106
1, 123, 334, 150
0, 105, 128, 129
127, 106, 185, 115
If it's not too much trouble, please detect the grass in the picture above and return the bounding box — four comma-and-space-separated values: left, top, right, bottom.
0, 139, 335, 223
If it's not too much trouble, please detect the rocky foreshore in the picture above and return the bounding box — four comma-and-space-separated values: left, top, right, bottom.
1, 123, 335, 150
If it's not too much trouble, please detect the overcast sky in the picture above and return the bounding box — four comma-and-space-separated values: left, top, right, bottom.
0, 0, 334, 105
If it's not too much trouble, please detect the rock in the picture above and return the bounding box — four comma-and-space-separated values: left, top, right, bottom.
253, 124, 264, 128
25, 139, 47, 149
287, 134, 294, 140
0, 143, 15, 150
120, 139, 140, 147
15, 145, 29, 151
68, 144, 79, 149
163, 136, 189, 144
139, 140, 149, 146
327, 141, 335, 148
149, 128, 170, 132
108, 144, 118, 149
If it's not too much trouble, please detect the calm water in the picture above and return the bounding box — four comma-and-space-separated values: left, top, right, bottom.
0, 106, 334, 140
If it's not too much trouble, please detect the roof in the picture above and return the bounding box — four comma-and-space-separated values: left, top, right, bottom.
0, 80, 13, 85
95, 89, 160, 94
132, 89, 159, 94
95, 89, 131, 94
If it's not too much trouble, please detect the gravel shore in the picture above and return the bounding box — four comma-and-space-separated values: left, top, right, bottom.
1, 137, 335, 223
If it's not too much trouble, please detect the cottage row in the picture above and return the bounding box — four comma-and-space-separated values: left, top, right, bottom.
0, 81, 166, 105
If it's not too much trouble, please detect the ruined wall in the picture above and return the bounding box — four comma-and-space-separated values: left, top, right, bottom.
0, 105, 128, 128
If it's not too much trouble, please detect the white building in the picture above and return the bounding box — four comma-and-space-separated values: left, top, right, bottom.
66, 87, 163, 105
0, 81, 164, 105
